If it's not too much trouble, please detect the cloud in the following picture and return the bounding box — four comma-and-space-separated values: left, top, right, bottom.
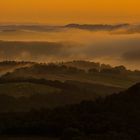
0, 41, 86, 62
0, 24, 132, 34
65, 24, 130, 31
122, 50, 140, 62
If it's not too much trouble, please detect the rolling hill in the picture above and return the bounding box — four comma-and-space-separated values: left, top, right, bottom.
0, 78, 123, 111
1, 61, 140, 88
0, 61, 34, 76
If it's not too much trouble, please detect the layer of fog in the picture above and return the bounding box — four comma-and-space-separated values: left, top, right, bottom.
0, 25, 140, 70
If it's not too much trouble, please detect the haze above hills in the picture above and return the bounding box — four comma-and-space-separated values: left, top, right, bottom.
0, 23, 140, 70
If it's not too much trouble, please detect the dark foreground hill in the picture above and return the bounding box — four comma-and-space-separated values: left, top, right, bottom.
0, 83, 139, 139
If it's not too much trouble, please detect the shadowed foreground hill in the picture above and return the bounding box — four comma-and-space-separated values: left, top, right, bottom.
0, 83, 139, 139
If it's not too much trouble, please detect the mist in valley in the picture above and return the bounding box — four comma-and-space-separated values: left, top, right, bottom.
0, 24, 140, 70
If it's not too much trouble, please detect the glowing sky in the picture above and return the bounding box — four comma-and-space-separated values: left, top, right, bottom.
0, 0, 140, 24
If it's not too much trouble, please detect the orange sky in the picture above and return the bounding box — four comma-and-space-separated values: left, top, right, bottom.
0, 0, 140, 24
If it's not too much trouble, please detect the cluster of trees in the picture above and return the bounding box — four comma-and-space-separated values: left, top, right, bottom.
0, 61, 35, 66
88, 65, 140, 76
16, 62, 140, 75
0, 60, 140, 78
2, 63, 85, 78
2, 62, 140, 79
63, 60, 140, 75
32, 63, 85, 74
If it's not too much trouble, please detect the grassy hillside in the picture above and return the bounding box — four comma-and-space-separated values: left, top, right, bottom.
0, 78, 123, 111
0, 82, 60, 97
